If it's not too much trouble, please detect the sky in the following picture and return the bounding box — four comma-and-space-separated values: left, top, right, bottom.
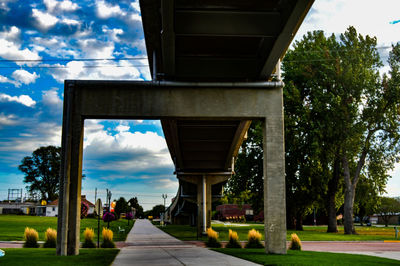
0, 0, 399, 211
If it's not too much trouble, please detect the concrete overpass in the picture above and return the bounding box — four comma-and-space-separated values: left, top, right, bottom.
56, 0, 314, 256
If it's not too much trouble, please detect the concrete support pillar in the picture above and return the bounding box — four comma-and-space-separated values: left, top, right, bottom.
57, 82, 84, 256
196, 175, 213, 235
263, 87, 287, 254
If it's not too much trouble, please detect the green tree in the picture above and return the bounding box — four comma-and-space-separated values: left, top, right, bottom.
151, 204, 165, 218
376, 197, 400, 227
283, 27, 400, 234
226, 121, 264, 214
114, 197, 128, 218
128, 196, 144, 218
282, 30, 345, 232
18, 146, 61, 201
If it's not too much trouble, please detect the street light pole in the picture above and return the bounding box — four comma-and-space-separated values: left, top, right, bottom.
162, 194, 167, 224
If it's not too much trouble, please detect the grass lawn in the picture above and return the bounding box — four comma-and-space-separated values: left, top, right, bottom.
159, 223, 398, 241
0, 248, 119, 266
0, 215, 134, 242
213, 248, 400, 265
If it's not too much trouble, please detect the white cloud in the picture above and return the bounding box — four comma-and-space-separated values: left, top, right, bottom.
130, 1, 140, 13
0, 28, 40, 63
0, 26, 20, 43
83, 121, 174, 177
0, 113, 18, 127
102, 26, 123, 42
42, 87, 62, 107
49, 60, 142, 83
0, 74, 20, 87
297, 0, 400, 46
11, 70, 39, 85
96, 0, 126, 19
78, 38, 114, 58
44, 0, 79, 12
32, 9, 59, 30
0, 122, 62, 152
0, 93, 36, 107
61, 18, 80, 25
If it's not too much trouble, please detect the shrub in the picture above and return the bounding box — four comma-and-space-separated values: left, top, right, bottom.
23, 227, 39, 248
101, 227, 115, 248
205, 227, 221, 248
289, 233, 302, 250
126, 212, 133, 225
43, 228, 57, 248
82, 228, 96, 248
245, 229, 264, 248
226, 229, 241, 248
103, 212, 115, 228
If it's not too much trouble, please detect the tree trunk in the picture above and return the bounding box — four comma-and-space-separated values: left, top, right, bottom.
327, 156, 340, 233
295, 212, 303, 231
342, 155, 356, 234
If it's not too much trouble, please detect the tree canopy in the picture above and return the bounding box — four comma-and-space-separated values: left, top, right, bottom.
18, 146, 61, 201
226, 27, 400, 234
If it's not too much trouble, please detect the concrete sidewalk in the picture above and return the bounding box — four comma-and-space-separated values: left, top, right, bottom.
112, 219, 260, 266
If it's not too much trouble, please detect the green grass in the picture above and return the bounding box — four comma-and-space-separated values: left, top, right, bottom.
213, 248, 400, 265
158, 224, 398, 241
0, 248, 119, 266
0, 215, 134, 242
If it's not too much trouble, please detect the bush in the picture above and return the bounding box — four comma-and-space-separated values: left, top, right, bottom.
289, 233, 302, 250
101, 227, 115, 248
226, 229, 241, 248
43, 228, 57, 248
82, 228, 96, 248
205, 227, 221, 248
23, 227, 39, 248
103, 212, 116, 228
245, 229, 264, 248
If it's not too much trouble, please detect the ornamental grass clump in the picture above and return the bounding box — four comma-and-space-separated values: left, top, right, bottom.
205, 227, 221, 248
245, 229, 264, 248
82, 227, 96, 248
101, 227, 115, 248
23, 227, 39, 248
226, 229, 241, 248
43, 228, 57, 248
289, 233, 302, 250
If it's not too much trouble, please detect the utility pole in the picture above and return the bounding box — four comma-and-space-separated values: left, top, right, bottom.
94, 188, 97, 206
162, 194, 167, 210
162, 194, 167, 224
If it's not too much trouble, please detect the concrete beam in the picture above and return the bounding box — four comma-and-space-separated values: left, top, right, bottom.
68, 80, 283, 119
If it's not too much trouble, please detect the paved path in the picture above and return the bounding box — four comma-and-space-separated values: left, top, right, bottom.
112, 219, 260, 266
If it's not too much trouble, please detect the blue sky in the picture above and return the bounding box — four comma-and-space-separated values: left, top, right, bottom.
0, 0, 399, 210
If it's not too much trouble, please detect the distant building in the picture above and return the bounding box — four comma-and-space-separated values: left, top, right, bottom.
46, 195, 95, 217
216, 204, 253, 220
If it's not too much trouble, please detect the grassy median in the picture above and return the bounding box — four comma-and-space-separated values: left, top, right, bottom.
213, 248, 400, 265
0, 215, 134, 242
0, 248, 119, 266
159, 223, 398, 241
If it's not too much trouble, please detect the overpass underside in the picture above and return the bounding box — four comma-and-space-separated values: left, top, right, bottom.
56, 0, 314, 257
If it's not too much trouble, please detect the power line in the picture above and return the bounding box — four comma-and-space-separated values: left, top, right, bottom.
0, 57, 148, 63
0, 64, 149, 69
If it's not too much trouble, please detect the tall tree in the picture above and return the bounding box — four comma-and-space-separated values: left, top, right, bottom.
18, 146, 61, 201
128, 196, 144, 218
282, 30, 345, 232
338, 31, 400, 234
283, 27, 400, 234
